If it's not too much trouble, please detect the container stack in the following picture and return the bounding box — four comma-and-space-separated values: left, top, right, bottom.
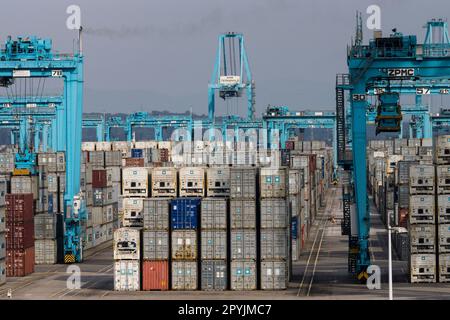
82, 144, 121, 251
5, 194, 35, 277
435, 136, 450, 283
229, 167, 257, 291
408, 164, 436, 283
170, 197, 200, 290
200, 198, 227, 290
259, 168, 288, 290
288, 169, 303, 265
122, 166, 149, 228
141, 198, 170, 290
35, 152, 65, 264
396, 161, 419, 229
113, 227, 140, 291
0, 177, 6, 285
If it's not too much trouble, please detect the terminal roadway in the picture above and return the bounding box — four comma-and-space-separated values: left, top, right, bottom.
1, 187, 450, 300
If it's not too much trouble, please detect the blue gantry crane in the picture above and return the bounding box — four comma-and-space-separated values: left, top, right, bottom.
337, 16, 450, 279
208, 32, 255, 122
0, 32, 85, 263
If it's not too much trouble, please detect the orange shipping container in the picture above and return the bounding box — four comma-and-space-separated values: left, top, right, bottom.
6, 246, 35, 277
125, 158, 145, 167
142, 260, 169, 291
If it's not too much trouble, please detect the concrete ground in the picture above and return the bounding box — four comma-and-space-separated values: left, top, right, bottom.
1, 187, 450, 300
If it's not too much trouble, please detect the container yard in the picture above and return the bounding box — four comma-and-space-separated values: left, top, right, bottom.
2, 1, 450, 309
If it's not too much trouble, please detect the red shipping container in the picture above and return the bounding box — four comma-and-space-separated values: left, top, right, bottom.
92, 169, 107, 188
398, 208, 408, 228
285, 140, 295, 150
142, 260, 169, 291
125, 158, 145, 167
6, 247, 35, 277
159, 149, 169, 163
5, 193, 34, 223
6, 221, 34, 250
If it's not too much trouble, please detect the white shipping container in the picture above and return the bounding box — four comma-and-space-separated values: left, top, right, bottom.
35, 239, 57, 264
439, 254, 450, 283
409, 195, 436, 224
409, 225, 436, 253
438, 194, 450, 224
0, 258, 5, 286
179, 167, 205, 197
114, 228, 140, 260
82, 142, 96, 152
410, 254, 436, 283
96, 142, 112, 151
260, 168, 287, 198
172, 261, 197, 290
114, 260, 140, 291
151, 167, 177, 197
122, 167, 149, 197
439, 224, 450, 253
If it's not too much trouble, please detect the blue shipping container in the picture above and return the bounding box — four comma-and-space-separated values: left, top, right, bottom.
48, 194, 54, 213
291, 216, 298, 240
170, 198, 201, 229
131, 148, 143, 158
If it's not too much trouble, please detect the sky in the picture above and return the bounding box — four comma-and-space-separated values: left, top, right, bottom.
0, 0, 449, 116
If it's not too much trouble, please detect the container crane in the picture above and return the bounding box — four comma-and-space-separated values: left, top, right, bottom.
208, 32, 255, 122
337, 16, 450, 280
0, 32, 85, 263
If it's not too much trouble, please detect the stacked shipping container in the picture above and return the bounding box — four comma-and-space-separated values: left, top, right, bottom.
113, 227, 140, 291
170, 198, 201, 290
5, 194, 35, 277
229, 167, 257, 290
259, 168, 288, 290
141, 198, 170, 290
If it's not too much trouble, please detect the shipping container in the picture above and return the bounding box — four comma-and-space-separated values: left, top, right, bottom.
439, 254, 450, 283
201, 198, 227, 230
96, 142, 112, 152
260, 261, 287, 290
409, 164, 435, 194
438, 224, 450, 253
172, 261, 197, 290
113, 228, 140, 260
122, 167, 149, 197
409, 195, 436, 224
179, 167, 205, 197
151, 167, 177, 197
230, 167, 257, 199
0, 233, 5, 260
0, 207, 5, 233
6, 247, 35, 277
10, 176, 38, 199
92, 169, 107, 188
201, 230, 227, 260
122, 198, 144, 227
171, 230, 197, 260
260, 229, 288, 261
6, 221, 34, 250
35, 239, 57, 264
34, 214, 57, 239
438, 194, 450, 224
0, 259, 5, 285
206, 167, 230, 197
260, 168, 287, 198
230, 260, 256, 290
230, 229, 256, 260
288, 169, 303, 195
0, 153, 14, 173
143, 198, 170, 231
409, 254, 436, 283
260, 199, 288, 229
89, 151, 105, 167
114, 260, 140, 291
142, 260, 169, 290
170, 198, 201, 230
230, 199, 256, 229
409, 225, 436, 254
142, 230, 169, 260
201, 260, 227, 291
124, 157, 145, 167
105, 151, 122, 167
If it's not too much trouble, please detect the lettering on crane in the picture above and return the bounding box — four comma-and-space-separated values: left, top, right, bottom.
387, 68, 415, 77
